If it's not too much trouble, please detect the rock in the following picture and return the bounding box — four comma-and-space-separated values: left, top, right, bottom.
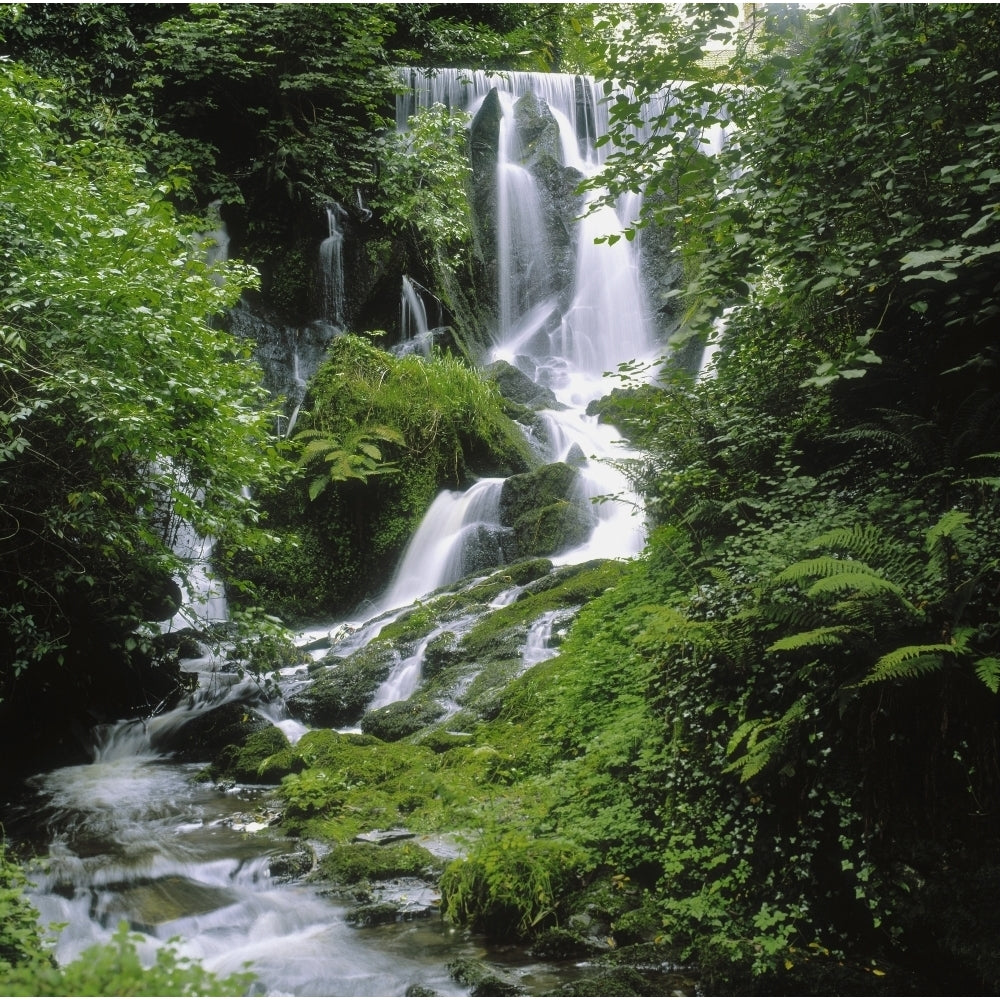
499, 462, 598, 559
354, 828, 415, 845
447, 958, 523, 997
360, 697, 446, 742
268, 848, 315, 882
286, 642, 394, 727
483, 358, 559, 409
151, 701, 273, 762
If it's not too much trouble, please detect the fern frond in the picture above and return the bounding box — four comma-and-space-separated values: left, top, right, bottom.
859, 643, 956, 685
776, 556, 879, 584
805, 572, 907, 601
974, 656, 1000, 694
767, 626, 850, 653
925, 510, 971, 549
810, 525, 887, 564
724, 701, 806, 782
958, 476, 1000, 490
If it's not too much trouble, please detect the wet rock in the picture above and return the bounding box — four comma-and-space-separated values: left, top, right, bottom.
361, 696, 446, 742
152, 701, 273, 763
354, 828, 415, 845
447, 957, 524, 997
499, 462, 595, 558
211, 725, 295, 783
344, 901, 403, 927
318, 840, 442, 887
268, 848, 315, 882
286, 642, 394, 727
484, 359, 559, 409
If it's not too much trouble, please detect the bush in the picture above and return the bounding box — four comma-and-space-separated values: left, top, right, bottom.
440, 832, 591, 939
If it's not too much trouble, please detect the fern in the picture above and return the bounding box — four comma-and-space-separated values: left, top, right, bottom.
924, 509, 971, 551
775, 556, 880, 584
974, 656, 1000, 694
295, 424, 405, 498
724, 701, 806, 782
805, 572, 908, 602
859, 643, 958, 685
810, 525, 888, 565
767, 626, 850, 653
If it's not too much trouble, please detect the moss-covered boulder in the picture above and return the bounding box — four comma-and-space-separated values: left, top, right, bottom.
318, 839, 441, 887
211, 725, 295, 784
360, 695, 446, 742
484, 359, 559, 409
285, 641, 395, 727
151, 701, 273, 763
499, 463, 594, 558
447, 958, 523, 997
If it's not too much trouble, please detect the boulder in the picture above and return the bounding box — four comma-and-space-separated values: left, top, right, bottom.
483, 358, 559, 409
499, 462, 595, 558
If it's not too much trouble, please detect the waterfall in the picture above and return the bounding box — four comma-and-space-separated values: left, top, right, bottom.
320, 203, 346, 328
377, 67, 659, 612
379, 478, 507, 613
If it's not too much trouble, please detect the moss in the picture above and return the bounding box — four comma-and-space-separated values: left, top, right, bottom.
415, 729, 475, 753
447, 958, 523, 997
212, 725, 295, 783
318, 840, 441, 886
360, 695, 447, 742
285, 641, 395, 727
511, 500, 593, 558
456, 659, 523, 720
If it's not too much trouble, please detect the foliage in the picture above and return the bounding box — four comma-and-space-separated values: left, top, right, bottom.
295, 423, 405, 499
374, 104, 473, 273
3, 923, 254, 997
0, 63, 283, 733
226, 334, 531, 619
440, 831, 591, 939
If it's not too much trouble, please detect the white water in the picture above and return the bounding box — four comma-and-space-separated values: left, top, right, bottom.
320, 203, 346, 328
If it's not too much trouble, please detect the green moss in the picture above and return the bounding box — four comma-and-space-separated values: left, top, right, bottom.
285, 641, 395, 727
361, 695, 447, 742
212, 726, 295, 783
318, 840, 441, 886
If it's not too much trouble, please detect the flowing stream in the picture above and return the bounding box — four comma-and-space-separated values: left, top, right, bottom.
5, 68, 698, 996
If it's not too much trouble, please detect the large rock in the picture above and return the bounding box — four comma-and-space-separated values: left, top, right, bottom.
285, 642, 395, 727
483, 359, 559, 409
498, 462, 595, 558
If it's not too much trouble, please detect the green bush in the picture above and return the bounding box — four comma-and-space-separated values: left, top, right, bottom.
440, 832, 591, 939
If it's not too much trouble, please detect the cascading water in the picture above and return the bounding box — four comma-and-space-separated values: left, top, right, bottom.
320, 203, 346, 328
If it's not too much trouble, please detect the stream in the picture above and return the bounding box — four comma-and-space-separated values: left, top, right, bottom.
3, 68, 713, 996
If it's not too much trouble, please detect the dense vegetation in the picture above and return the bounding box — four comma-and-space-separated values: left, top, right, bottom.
2, 2, 999, 995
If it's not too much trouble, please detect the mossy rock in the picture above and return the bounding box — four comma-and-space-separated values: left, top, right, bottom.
511, 500, 593, 559
344, 901, 404, 927
422, 631, 461, 678
447, 958, 523, 997
499, 462, 578, 526
456, 659, 523, 720
152, 701, 273, 763
415, 729, 475, 753
212, 725, 295, 783
318, 840, 441, 886
286, 642, 395, 727
360, 696, 446, 742
554, 966, 664, 997
530, 927, 599, 961
269, 848, 315, 882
